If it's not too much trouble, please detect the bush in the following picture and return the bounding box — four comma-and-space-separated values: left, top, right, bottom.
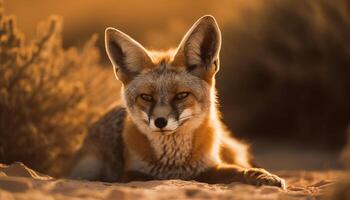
219, 0, 350, 148
0, 2, 120, 176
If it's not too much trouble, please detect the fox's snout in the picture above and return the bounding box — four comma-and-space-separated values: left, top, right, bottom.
147, 107, 195, 133
154, 117, 167, 129
149, 114, 179, 133
148, 104, 178, 132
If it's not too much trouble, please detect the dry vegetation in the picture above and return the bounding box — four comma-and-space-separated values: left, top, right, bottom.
219, 0, 350, 147
0, 2, 120, 176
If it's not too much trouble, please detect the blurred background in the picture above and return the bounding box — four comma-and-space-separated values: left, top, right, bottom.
1, 0, 349, 176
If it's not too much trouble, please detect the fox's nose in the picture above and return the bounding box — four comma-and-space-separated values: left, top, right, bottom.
154, 117, 167, 129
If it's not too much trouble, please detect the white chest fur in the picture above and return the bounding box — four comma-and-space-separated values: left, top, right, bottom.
125, 131, 216, 179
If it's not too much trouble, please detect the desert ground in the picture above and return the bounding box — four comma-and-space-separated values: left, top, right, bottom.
0, 162, 346, 200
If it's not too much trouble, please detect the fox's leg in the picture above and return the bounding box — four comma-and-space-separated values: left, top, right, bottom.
69, 149, 121, 182
242, 167, 286, 189
70, 154, 104, 181
195, 164, 286, 189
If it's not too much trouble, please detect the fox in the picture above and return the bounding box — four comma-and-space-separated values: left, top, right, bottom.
70, 15, 285, 189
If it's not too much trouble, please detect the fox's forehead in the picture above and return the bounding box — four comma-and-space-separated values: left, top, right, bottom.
123, 48, 210, 99
137, 69, 202, 92
125, 63, 208, 98
147, 49, 177, 65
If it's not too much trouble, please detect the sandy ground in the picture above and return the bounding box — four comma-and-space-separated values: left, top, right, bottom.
0, 162, 346, 200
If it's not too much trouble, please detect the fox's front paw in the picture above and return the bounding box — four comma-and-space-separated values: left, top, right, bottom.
243, 168, 286, 189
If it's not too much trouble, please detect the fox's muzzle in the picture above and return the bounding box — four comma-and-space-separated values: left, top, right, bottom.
154, 117, 167, 129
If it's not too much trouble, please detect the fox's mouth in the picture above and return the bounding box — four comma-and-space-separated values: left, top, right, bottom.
152, 125, 181, 134
143, 112, 201, 134
152, 118, 192, 134
152, 115, 198, 133
153, 129, 174, 134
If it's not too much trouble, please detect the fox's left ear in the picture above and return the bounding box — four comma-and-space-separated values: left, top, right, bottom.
173, 15, 221, 82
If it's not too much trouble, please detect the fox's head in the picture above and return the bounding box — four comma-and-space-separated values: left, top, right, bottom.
105, 15, 221, 136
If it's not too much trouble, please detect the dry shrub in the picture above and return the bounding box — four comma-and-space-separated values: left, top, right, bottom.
0, 2, 120, 176
219, 0, 350, 148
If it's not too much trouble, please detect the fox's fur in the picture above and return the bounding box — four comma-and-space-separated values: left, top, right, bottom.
70, 15, 285, 188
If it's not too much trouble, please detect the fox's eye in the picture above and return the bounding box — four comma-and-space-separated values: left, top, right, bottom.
175, 92, 189, 100
140, 94, 154, 102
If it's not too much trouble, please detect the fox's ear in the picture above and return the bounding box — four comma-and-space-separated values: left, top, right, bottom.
105, 28, 153, 84
173, 15, 221, 82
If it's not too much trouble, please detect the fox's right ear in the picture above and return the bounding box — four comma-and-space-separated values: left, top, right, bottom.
105, 28, 153, 84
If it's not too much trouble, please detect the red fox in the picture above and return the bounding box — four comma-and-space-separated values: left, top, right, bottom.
70, 15, 285, 189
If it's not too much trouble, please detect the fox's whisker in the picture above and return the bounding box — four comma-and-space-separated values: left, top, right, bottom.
178, 114, 200, 122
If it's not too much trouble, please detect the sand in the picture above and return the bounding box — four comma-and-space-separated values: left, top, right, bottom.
0, 162, 345, 200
